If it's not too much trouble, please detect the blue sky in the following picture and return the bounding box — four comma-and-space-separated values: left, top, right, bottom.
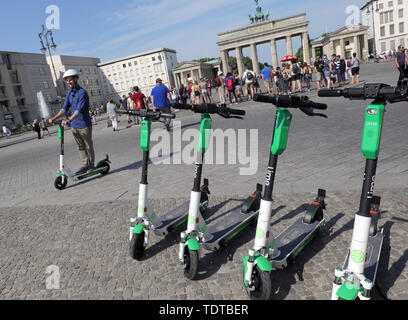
1, 0, 366, 65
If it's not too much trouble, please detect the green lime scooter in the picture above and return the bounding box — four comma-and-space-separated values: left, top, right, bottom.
242, 95, 328, 300
116, 109, 211, 261
172, 103, 263, 280
54, 121, 111, 190
318, 81, 408, 300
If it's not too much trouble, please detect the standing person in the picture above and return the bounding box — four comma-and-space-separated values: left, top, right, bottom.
206, 78, 213, 103
337, 55, 346, 86
215, 71, 226, 104
39, 117, 51, 138
233, 71, 243, 102
291, 60, 302, 93
107, 99, 119, 132
345, 56, 353, 81
242, 67, 255, 100
90, 108, 97, 125
192, 81, 201, 105
127, 92, 137, 124
322, 55, 333, 89
314, 56, 325, 90
275, 67, 284, 95
225, 72, 238, 104
2, 124, 11, 139
395, 45, 408, 81
131, 86, 147, 124
301, 62, 312, 92
151, 78, 173, 131
179, 83, 189, 105
199, 78, 208, 103
283, 65, 291, 94
32, 119, 41, 140
48, 69, 95, 175
121, 95, 128, 110
350, 52, 361, 84
261, 62, 274, 95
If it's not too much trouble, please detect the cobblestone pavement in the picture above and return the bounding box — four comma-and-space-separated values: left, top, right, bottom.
0, 62, 407, 300
0, 188, 407, 300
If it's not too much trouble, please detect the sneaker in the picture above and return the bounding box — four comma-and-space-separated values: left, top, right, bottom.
75, 167, 89, 176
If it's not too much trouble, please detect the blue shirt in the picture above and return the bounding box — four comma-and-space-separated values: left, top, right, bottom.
61, 86, 92, 129
261, 67, 272, 80
151, 84, 171, 109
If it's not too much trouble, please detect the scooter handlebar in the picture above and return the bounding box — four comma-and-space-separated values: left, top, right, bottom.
253, 94, 327, 110
171, 103, 245, 117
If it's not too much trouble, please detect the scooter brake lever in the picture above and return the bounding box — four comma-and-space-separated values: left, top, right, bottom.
299, 106, 327, 118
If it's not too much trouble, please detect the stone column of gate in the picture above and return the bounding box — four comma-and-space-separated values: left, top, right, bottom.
302, 32, 311, 63
236, 46, 244, 76
354, 35, 361, 58
339, 38, 346, 58
286, 35, 293, 56
311, 46, 316, 62
220, 49, 231, 74
270, 39, 278, 68
363, 33, 369, 59
250, 43, 260, 75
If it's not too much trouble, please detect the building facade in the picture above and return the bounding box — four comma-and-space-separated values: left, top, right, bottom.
47, 55, 104, 109
98, 48, 178, 102
311, 25, 369, 60
172, 59, 221, 87
361, 0, 408, 54
0, 51, 58, 128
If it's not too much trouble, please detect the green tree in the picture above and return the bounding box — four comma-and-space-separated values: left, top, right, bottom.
295, 47, 304, 63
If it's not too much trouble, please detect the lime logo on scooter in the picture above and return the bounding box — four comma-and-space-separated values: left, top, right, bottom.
256, 228, 264, 239
351, 250, 365, 263
188, 215, 195, 224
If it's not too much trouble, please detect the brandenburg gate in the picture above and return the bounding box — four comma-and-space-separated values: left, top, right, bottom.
217, 13, 311, 75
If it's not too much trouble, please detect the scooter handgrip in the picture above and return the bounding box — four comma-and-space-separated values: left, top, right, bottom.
192, 104, 219, 114
253, 94, 277, 104
309, 102, 327, 110
318, 89, 343, 97
161, 113, 176, 119
172, 103, 193, 110
228, 108, 246, 116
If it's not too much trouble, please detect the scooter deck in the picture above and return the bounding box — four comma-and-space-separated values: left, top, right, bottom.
203, 206, 258, 251
152, 201, 191, 236
272, 217, 324, 268
343, 229, 384, 283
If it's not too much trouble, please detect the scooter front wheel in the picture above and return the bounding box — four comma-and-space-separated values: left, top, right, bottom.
184, 248, 199, 280
54, 176, 68, 190
129, 232, 145, 260
243, 265, 272, 300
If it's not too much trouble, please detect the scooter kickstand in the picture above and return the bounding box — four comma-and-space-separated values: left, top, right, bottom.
288, 257, 304, 281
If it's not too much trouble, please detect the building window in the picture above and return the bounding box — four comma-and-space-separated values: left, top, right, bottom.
381, 41, 386, 51
400, 38, 405, 47
0, 100, 11, 113
388, 1, 393, 7
43, 81, 50, 89
390, 24, 395, 35
16, 98, 25, 106
123, 64, 126, 68
13, 85, 23, 97
152, 57, 156, 62
9, 70, 19, 84
399, 22, 404, 33
390, 40, 396, 50
398, 8, 403, 18
0, 87, 7, 99
1, 54, 11, 70
380, 26, 386, 37
398, 0, 402, 4
134, 61, 137, 66
39, 67, 46, 75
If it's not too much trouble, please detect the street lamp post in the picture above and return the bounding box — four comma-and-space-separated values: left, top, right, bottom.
38, 25, 62, 112
367, 0, 379, 57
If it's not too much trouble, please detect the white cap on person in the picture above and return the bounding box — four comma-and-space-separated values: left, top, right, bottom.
63, 69, 80, 79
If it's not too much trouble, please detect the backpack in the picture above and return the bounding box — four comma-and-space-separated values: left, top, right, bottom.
227, 77, 234, 91
292, 63, 300, 75
246, 71, 254, 81
216, 76, 221, 87
347, 60, 352, 68
340, 59, 346, 71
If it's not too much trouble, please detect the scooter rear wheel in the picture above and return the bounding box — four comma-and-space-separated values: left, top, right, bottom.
129, 232, 145, 260
98, 161, 110, 176
184, 248, 199, 280
54, 176, 68, 190
243, 265, 272, 300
